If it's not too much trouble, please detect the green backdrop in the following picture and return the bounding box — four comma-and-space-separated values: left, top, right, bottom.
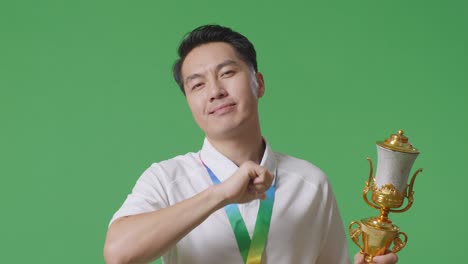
1, 0, 466, 263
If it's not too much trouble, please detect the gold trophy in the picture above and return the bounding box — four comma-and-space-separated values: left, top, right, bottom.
349, 130, 422, 263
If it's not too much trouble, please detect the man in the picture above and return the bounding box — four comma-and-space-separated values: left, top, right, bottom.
104, 25, 398, 264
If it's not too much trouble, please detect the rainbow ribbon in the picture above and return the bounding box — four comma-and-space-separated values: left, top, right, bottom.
202, 163, 276, 264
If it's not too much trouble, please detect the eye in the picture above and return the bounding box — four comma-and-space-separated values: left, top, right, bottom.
191, 82, 204, 90
221, 70, 235, 78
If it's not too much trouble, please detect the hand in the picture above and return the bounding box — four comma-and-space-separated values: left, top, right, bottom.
354, 252, 398, 264
217, 161, 273, 205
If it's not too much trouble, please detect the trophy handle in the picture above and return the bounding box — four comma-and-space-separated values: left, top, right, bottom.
363, 157, 380, 210
349, 221, 364, 252
391, 231, 408, 253
390, 168, 423, 213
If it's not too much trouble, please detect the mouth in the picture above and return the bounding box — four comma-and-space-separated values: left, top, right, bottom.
209, 103, 236, 115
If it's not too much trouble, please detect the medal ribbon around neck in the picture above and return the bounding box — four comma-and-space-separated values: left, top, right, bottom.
200, 157, 276, 264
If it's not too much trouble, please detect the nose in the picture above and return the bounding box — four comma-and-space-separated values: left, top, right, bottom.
208, 79, 227, 102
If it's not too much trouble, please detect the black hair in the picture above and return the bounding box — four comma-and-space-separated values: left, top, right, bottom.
173, 24, 258, 95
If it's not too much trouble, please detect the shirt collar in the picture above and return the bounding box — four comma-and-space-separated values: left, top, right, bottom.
199, 138, 277, 183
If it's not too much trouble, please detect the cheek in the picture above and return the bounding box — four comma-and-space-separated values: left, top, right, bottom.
227, 77, 256, 98
187, 97, 205, 119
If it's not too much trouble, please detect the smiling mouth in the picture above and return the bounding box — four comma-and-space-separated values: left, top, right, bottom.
209, 103, 236, 115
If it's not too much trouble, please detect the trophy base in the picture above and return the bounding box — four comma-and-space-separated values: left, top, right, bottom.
350, 217, 408, 263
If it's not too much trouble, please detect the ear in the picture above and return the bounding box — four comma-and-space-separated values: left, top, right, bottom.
255, 72, 265, 98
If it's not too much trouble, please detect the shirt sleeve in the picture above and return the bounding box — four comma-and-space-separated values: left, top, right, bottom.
316, 179, 352, 264
108, 164, 169, 226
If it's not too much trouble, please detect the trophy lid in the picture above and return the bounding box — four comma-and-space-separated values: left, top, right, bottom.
377, 129, 419, 154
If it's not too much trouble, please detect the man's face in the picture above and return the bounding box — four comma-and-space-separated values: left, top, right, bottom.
181, 42, 264, 140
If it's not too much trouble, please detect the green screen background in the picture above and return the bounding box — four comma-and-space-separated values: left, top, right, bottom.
1, 0, 466, 263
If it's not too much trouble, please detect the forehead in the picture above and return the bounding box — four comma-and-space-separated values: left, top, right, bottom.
181, 42, 246, 78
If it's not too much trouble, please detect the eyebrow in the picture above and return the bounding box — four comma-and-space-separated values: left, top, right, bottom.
184, 59, 240, 86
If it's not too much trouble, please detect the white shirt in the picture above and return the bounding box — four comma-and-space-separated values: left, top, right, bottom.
110, 139, 351, 264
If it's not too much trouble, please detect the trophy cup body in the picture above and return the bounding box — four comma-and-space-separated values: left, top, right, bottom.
349, 130, 422, 263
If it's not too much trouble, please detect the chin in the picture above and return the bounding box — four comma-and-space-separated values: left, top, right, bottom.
203, 115, 253, 138
206, 125, 242, 140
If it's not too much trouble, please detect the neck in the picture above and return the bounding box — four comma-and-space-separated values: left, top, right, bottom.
207, 132, 265, 166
